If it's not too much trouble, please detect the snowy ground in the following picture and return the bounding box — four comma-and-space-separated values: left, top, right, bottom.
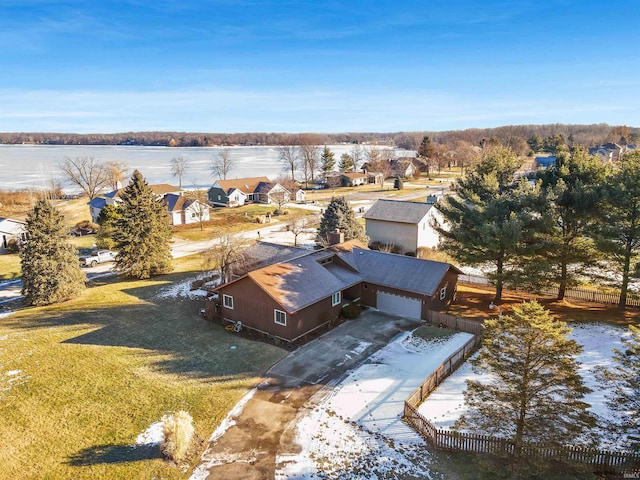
269, 322, 632, 479
418, 322, 629, 448
275, 330, 474, 479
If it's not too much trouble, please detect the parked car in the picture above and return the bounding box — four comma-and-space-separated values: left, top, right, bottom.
79, 250, 118, 268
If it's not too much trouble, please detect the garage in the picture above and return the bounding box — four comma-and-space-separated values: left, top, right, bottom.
376, 291, 422, 319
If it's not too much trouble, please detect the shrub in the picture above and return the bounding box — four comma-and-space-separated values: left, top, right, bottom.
6, 238, 20, 253
341, 303, 361, 320
161, 411, 194, 462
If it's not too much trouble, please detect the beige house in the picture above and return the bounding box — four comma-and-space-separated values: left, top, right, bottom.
363, 199, 442, 254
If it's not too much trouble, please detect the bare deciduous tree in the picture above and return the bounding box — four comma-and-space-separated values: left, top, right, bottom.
59, 156, 110, 199
288, 215, 315, 246
186, 187, 211, 231
210, 148, 235, 180
299, 135, 320, 187
278, 144, 300, 181
202, 229, 246, 283
104, 160, 129, 190
170, 155, 189, 189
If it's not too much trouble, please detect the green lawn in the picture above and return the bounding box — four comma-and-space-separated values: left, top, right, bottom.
0, 255, 287, 479
0, 252, 21, 280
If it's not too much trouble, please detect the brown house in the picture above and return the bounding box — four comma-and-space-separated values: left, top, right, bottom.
213, 241, 462, 343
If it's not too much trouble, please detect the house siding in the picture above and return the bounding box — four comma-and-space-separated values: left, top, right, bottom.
217, 277, 343, 342
208, 187, 228, 206
365, 219, 420, 253
360, 267, 458, 319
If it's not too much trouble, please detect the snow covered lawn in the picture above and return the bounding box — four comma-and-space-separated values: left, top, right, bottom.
418, 322, 629, 448
275, 322, 630, 479
276, 329, 474, 479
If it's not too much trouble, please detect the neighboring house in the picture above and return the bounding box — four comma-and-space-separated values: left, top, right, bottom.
342, 172, 369, 187
88, 183, 182, 223
366, 171, 385, 184
535, 156, 556, 168
390, 158, 418, 178
208, 177, 290, 207
363, 199, 443, 253
588, 143, 636, 163
213, 240, 461, 343
164, 194, 210, 226
294, 189, 306, 203
0, 217, 27, 254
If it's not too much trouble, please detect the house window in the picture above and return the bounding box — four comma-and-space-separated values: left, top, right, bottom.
440, 286, 447, 300
331, 291, 341, 306
191, 212, 196, 218
217, 194, 221, 201
274, 309, 287, 326
223, 294, 234, 309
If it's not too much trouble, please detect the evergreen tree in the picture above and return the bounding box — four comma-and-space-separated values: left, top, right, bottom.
458, 301, 595, 473
417, 136, 434, 176
95, 204, 121, 250
532, 146, 605, 299
597, 324, 640, 453
338, 153, 355, 172
316, 196, 368, 246
113, 170, 173, 279
527, 133, 543, 153
393, 176, 403, 190
596, 150, 640, 309
320, 145, 336, 178
20, 200, 85, 306
434, 146, 540, 301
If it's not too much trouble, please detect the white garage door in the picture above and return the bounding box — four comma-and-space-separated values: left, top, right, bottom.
376, 291, 422, 319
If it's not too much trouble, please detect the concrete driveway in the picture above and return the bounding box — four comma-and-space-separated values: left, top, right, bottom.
191, 310, 422, 480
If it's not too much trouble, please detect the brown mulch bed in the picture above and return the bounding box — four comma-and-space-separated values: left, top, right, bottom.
450, 284, 640, 326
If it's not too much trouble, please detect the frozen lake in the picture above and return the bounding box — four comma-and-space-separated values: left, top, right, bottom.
0, 144, 413, 192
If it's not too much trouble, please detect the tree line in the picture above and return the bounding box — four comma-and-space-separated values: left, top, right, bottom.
1, 123, 637, 152
434, 143, 640, 309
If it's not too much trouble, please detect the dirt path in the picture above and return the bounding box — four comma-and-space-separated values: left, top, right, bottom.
191, 311, 421, 480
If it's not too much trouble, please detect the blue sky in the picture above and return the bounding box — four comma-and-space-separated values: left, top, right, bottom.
0, 0, 638, 133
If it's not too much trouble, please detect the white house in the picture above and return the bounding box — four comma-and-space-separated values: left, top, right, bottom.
363, 198, 443, 254
164, 194, 210, 226
0, 217, 27, 254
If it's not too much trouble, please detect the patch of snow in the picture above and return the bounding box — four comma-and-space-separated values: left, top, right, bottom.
6, 370, 21, 376
0, 312, 12, 319
276, 330, 473, 479
418, 322, 629, 449
351, 341, 371, 355
156, 273, 219, 300
135, 421, 164, 446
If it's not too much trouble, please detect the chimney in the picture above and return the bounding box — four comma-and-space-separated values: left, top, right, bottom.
328, 228, 345, 246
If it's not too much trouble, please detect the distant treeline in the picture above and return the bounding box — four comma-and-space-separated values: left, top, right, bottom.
0, 123, 637, 151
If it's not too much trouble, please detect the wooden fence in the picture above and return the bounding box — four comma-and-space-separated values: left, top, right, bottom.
403, 310, 640, 475
458, 274, 640, 308
424, 310, 484, 335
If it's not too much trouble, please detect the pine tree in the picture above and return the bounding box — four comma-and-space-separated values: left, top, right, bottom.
95, 204, 121, 250
316, 196, 367, 246
320, 146, 336, 178
20, 200, 86, 306
338, 153, 355, 172
458, 301, 596, 472
597, 324, 640, 452
434, 146, 540, 301
533, 146, 605, 299
113, 170, 173, 279
596, 150, 640, 308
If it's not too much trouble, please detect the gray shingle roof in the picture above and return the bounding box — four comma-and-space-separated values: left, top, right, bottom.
339, 248, 461, 296
232, 241, 308, 277
363, 199, 433, 224
248, 251, 360, 312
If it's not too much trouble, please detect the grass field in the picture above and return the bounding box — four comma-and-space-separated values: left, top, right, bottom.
0, 255, 287, 479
